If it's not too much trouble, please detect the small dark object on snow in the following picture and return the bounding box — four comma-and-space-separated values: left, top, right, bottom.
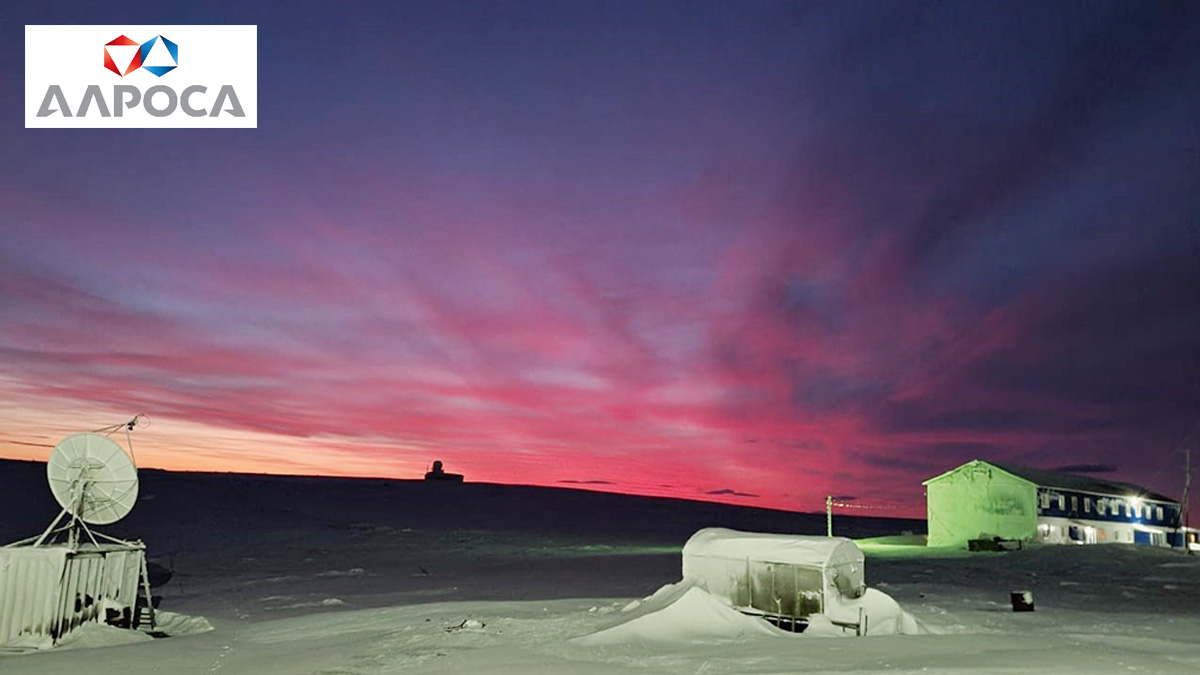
969, 537, 1022, 552
1010, 590, 1034, 612
424, 460, 464, 482
446, 618, 485, 632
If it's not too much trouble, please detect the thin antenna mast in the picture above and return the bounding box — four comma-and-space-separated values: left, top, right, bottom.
1183, 447, 1192, 555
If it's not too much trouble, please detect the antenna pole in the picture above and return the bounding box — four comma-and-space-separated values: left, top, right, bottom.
66, 475, 90, 549
826, 495, 833, 537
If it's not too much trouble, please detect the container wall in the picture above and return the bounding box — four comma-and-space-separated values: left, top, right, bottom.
748, 560, 824, 617
683, 553, 750, 607
96, 549, 142, 627
0, 548, 68, 650
0, 545, 144, 649
683, 553, 826, 619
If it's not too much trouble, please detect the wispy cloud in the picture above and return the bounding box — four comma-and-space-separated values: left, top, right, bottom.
1, 1, 1197, 516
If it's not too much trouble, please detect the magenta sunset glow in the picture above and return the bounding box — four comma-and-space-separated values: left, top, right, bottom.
4, 1, 1199, 519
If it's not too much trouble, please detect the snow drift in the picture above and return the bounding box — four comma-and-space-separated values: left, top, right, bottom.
575, 582, 780, 645
577, 580, 920, 646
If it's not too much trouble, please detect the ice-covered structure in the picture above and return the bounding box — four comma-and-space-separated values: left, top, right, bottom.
0, 543, 149, 649
923, 459, 1185, 548
1, 427, 156, 650
681, 528, 866, 632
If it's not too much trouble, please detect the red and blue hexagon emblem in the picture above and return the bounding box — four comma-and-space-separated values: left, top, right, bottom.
103, 35, 141, 76
103, 34, 178, 77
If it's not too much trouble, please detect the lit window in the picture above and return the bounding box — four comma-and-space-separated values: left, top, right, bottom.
1156, 506, 1164, 521
1039, 492, 1049, 509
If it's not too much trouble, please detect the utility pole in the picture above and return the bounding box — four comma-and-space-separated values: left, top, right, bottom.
1183, 447, 1192, 555
826, 495, 833, 537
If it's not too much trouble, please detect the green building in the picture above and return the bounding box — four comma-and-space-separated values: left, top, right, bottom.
923, 460, 1182, 549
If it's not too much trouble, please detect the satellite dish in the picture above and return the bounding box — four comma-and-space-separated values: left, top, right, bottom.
47, 432, 139, 525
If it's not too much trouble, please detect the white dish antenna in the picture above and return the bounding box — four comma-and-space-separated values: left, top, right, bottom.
47, 432, 139, 525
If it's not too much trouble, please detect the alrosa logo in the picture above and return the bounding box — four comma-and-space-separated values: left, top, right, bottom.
36, 32, 244, 118
104, 34, 178, 77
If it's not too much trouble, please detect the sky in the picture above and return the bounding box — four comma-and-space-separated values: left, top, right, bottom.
3, 1, 1200, 518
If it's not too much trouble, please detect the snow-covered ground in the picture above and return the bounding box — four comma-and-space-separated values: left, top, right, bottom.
3, 461, 1200, 674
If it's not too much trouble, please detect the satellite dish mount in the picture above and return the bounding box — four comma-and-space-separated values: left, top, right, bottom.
3, 415, 159, 637
30, 415, 147, 548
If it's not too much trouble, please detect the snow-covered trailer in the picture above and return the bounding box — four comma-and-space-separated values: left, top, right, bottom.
0, 542, 147, 650
681, 528, 865, 627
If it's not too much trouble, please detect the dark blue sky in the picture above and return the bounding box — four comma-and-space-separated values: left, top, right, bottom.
3, 1, 1199, 515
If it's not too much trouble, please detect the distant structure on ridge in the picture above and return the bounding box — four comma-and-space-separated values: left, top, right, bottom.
424, 460, 463, 482
923, 459, 1191, 549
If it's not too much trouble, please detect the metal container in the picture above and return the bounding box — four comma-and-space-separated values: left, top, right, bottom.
682, 528, 866, 627
0, 543, 145, 650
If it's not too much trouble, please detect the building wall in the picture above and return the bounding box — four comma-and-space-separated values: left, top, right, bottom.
1035, 488, 1180, 528
1032, 488, 1182, 547
926, 462, 1037, 548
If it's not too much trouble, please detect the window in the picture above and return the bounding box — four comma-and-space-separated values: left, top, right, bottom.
1039, 492, 1049, 509
1097, 500, 1106, 516
1157, 506, 1164, 521
1084, 498, 1091, 514
1070, 496, 1078, 512
1058, 495, 1066, 510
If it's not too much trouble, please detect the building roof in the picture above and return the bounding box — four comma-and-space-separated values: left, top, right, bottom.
987, 462, 1178, 504
925, 459, 1179, 504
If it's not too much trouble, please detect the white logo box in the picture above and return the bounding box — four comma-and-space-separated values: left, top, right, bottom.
26, 25, 257, 128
